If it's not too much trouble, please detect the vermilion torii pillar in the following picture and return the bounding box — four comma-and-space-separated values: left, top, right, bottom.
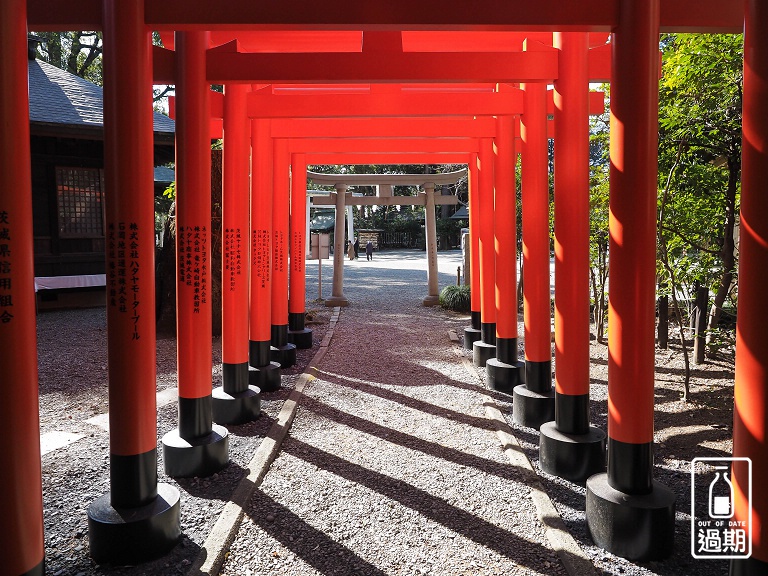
731, 2, 768, 573
270, 138, 297, 367
0, 2, 45, 573
487, 113, 525, 391
540, 31, 606, 483
87, 0, 180, 564
212, 83, 261, 425
288, 153, 313, 348
513, 79, 556, 429
586, 1, 676, 560
162, 31, 229, 478
249, 118, 282, 390
464, 152, 482, 349
473, 138, 497, 367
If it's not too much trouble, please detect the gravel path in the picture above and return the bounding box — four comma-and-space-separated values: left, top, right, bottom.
220, 251, 565, 576
35, 248, 736, 575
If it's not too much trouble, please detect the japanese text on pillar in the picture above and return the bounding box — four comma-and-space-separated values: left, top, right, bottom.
224, 228, 243, 292
0, 210, 13, 324
108, 222, 141, 339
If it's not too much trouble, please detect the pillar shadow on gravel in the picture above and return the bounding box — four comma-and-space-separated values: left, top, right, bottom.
284, 437, 567, 573
313, 368, 499, 432
299, 395, 530, 483
241, 487, 391, 576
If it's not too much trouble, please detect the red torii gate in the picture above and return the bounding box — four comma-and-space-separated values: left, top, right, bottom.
3, 2, 766, 575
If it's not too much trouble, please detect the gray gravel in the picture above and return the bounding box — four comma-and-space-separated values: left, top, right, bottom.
35, 248, 735, 575
220, 250, 564, 576
37, 297, 329, 575
498, 339, 733, 576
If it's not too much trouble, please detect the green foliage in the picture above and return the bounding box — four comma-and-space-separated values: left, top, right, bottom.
659, 34, 743, 153
588, 87, 611, 340
436, 217, 464, 246
36, 32, 103, 85
657, 33, 742, 321
163, 181, 176, 201
439, 284, 471, 313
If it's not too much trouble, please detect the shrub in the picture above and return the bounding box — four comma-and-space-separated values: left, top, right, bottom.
439, 284, 471, 313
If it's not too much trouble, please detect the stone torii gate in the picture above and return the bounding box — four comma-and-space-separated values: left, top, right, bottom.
307, 169, 467, 307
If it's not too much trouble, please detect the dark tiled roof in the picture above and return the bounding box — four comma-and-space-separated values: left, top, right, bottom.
310, 209, 336, 232
449, 205, 468, 220
28, 59, 175, 135
154, 166, 175, 183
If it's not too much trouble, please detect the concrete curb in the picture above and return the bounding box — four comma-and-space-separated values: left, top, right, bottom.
451, 335, 597, 576
190, 307, 343, 576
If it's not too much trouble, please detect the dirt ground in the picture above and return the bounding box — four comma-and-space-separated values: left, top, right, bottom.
34, 301, 739, 575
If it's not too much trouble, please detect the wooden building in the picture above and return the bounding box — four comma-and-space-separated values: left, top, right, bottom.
28, 44, 174, 292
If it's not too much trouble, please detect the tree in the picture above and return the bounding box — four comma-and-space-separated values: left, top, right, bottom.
36, 32, 103, 85
588, 86, 611, 343
657, 33, 743, 356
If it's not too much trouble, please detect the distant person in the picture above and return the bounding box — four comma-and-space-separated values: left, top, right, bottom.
366, 240, 374, 261
347, 240, 355, 261
353, 237, 360, 259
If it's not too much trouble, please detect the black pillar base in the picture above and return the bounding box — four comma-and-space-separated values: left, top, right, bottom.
464, 311, 482, 349
289, 312, 305, 331
513, 385, 555, 429
539, 421, 606, 483
249, 361, 281, 393
586, 474, 676, 561
463, 327, 482, 350
288, 328, 313, 349
87, 483, 181, 565
480, 322, 497, 345
212, 385, 261, 425
109, 450, 157, 509
161, 424, 229, 478
221, 361, 249, 394
525, 360, 552, 394
19, 561, 43, 576
486, 358, 525, 393
271, 343, 297, 368
249, 340, 272, 368
730, 557, 768, 575
473, 340, 497, 367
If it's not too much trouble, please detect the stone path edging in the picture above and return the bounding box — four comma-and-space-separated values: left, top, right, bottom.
450, 333, 597, 576
189, 307, 342, 576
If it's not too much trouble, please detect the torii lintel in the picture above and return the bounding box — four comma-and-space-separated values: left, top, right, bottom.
308, 169, 467, 187
27, 0, 743, 33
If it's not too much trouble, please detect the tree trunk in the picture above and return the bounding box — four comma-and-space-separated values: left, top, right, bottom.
706, 159, 739, 355
658, 141, 691, 400
590, 236, 608, 343
597, 238, 607, 342
40, 32, 63, 68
